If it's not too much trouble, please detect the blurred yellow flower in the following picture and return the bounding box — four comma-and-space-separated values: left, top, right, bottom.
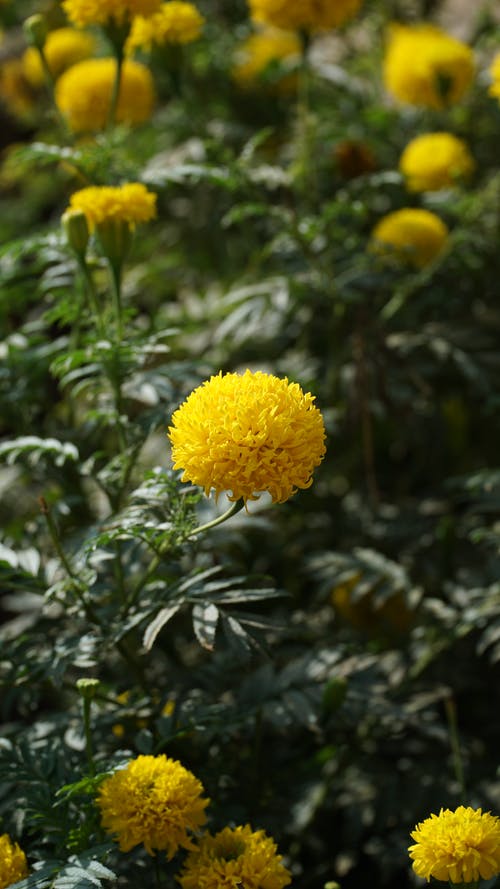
0, 59, 34, 118
409, 806, 500, 883
68, 183, 157, 231
488, 53, 500, 103
383, 24, 474, 109
0, 834, 28, 889
371, 207, 449, 268
168, 369, 326, 505
128, 1, 205, 50
55, 57, 155, 132
62, 0, 161, 28
96, 754, 209, 857
399, 132, 474, 192
232, 28, 302, 94
332, 572, 414, 637
247, 0, 362, 32
22, 27, 95, 87
177, 824, 292, 889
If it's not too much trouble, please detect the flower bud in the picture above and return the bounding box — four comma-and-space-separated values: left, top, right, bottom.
62, 209, 90, 258
23, 14, 48, 50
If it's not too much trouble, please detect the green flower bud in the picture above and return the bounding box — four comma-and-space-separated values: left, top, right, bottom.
62, 209, 90, 258
23, 14, 48, 50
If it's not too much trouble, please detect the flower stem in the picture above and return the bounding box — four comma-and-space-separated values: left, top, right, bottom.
444, 695, 466, 801
82, 695, 95, 776
187, 497, 245, 537
107, 47, 124, 129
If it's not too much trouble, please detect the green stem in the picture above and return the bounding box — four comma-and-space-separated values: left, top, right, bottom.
110, 261, 123, 342
82, 696, 95, 777
295, 33, 315, 204
39, 497, 98, 622
107, 48, 124, 130
122, 498, 245, 615
77, 255, 105, 337
35, 44, 72, 140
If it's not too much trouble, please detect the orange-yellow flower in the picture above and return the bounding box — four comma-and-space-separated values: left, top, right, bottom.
168, 369, 326, 504
383, 23, 474, 109
488, 53, 500, 103
409, 806, 500, 883
0, 834, 29, 889
55, 57, 154, 132
399, 132, 474, 192
62, 0, 161, 28
371, 208, 448, 268
247, 0, 363, 33
68, 183, 157, 231
96, 754, 209, 858
22, 28, 95, 87
232, 28, 302, 94
177, 824, 292, 889
128, 1, 205, 50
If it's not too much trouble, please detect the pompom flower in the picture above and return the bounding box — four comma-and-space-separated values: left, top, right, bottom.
22, 28, 95, 87
232, 28, 302, 94
247, 0, 363, 33
96, 754, 209, 858
55, 57, 155, 132
383, 23, 474, 109
168, 369, 326, 504
68, 183, 157, 231
177, 824, 292, 889
488, 53, 500, 103
409, 806, 500, 883
128, 1, 205, 50
0, 834, 29, 889
62, 0, 161, 28
399, 132, 475, 192
371, 208, 449, 268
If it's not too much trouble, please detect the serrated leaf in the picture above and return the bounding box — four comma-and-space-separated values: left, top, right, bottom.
192, 602, 219, 650
143, 604, 181, 651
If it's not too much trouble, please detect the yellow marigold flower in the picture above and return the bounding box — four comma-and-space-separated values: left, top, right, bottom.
96, 754, 209, 858
128, 1, 205, 51
55, 57, 155, 132
247, 0, 363, 32
62, 0, 161, 28
488, 53, 500, 103
0, 834, 29, 889
22, 27, 95, 87
177, 824, 292, 889
409, 806, 500, 883
68, 183, 157, 231
168, 369, 326, 505
371, 207, 449, 268
383, 23, 474, 109
0, 59, 34, 118
399, 132, 474, 192
232, 28, 302, 94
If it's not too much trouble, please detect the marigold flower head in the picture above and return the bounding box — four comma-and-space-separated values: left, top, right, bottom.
0, 59, 34, 118
128, 1, 205, 51
22, 27, 95, 87
399, 132, 474, 192
62, 0, 161, 28
55, 57, 155, 132
68, 182, 157, 231
96, 754, 209, 858
0, 834, 29, 889
232, 28, 302, 94
168, 369, 326, 505
409, 806, 500, 883
247, 0, 363, 33
383, 23, 474, 109
488, 53, 500, 103
177, 824, 292, 889
371, 207, 448, 268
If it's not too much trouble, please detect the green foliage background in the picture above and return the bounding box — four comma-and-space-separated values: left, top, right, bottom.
1, 0, 500, 887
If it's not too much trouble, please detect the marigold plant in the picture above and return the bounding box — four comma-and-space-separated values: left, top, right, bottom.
96, 754, 209, 857
177, 824, 292, 889
247, 0, 363, 33
168, 369, 326, 504
371, 207, 449, 268
55, 57, 155, 132
232, 28, 302, 94
128, 1, 205, 50
383, 23, 474, 109
0, 834, 29, 889
488, 53, 500, 103
22, 27, 95, 87
62, 0, 161, 28
399, 132, 475, 192
68, 183, 157, 231
409, 806, 500, 883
